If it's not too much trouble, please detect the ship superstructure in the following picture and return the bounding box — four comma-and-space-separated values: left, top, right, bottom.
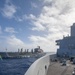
56, 23, 75, 58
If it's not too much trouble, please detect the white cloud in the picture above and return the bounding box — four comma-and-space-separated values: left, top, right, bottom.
32, 21, 46, 31
24, 14, 36, 20
28, 0, 75, 52
15, 14, 36, 22
5, 27, 17, 33
2, 0, 17, 19
31, 2, 38, 8
29, 35, 57, 52
43, 0, 54, 3
7, 35, 25, 47
5, 35, 36, 52
2, 35, 26, 52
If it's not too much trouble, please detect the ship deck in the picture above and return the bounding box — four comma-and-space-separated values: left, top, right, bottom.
47, 60, 75, 75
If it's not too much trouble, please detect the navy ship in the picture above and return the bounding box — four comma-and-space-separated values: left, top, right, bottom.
25, 23, 75, 75
0, 46, 44, 59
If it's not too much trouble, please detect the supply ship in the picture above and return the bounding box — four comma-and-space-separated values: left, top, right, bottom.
24, 23, 75, 75
0, 46, 45, 59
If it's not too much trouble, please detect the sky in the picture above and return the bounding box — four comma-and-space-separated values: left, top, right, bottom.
0, 0, 75, 52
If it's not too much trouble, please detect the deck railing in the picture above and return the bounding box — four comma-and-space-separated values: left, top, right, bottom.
24, 53, 56, 75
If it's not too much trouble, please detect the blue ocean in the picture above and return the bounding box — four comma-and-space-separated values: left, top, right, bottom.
0, 57, 37, 75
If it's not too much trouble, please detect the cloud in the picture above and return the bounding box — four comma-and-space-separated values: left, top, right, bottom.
31, 0, 75, 31
2, 0, 17, 19
31, 2, 38, 8
0, 35, 27, 52
42, 0, 54, 3
28, 0, 75, 52
15, 14, 36, 22
24, 14, 36, 20
32, 21, 46, 31
0, 34, 37, 52
20, 14, 46, 31
5, 35, 36, 52
0, 35, 26, 52
7, 35, 25, 47
29, 35, 57, 52
5, 27, 17, 33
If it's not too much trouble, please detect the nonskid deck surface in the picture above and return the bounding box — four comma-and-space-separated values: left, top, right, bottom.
47, 61, 75, 75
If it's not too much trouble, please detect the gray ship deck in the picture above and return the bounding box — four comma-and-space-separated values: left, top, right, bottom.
47, 61, 75, 75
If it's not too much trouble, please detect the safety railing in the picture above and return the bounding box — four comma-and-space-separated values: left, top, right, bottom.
24, 53, 56, 75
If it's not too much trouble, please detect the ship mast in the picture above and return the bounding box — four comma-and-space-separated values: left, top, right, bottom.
6, 48, 9, 57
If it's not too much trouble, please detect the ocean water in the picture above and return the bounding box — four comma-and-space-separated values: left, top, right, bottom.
0, 57, 37, 75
